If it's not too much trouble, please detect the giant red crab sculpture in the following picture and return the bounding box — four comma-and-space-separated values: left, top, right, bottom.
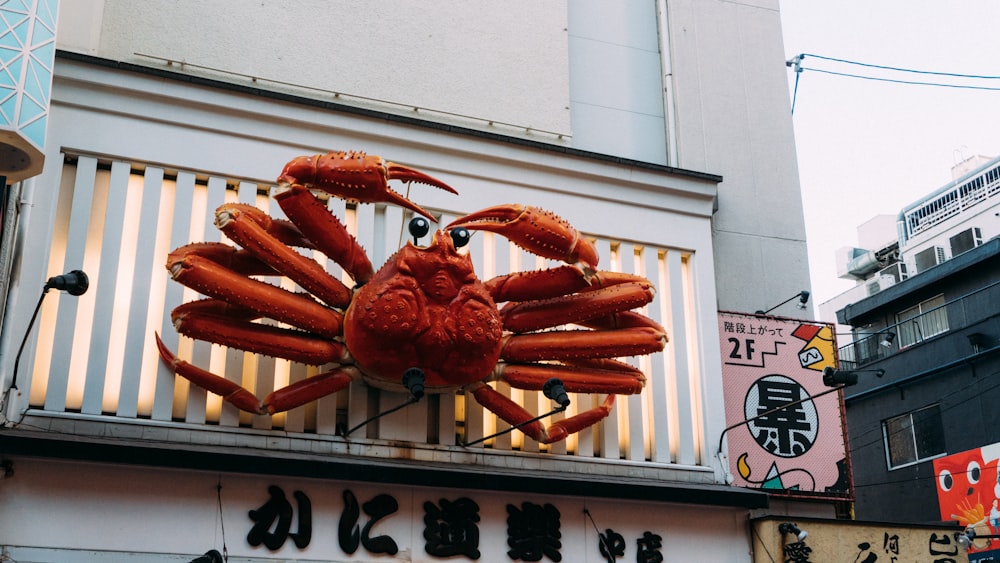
155, 150, 667, 444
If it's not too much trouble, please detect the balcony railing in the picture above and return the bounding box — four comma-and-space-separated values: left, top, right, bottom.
10, 152, 708, 470
838, 280, 1000, 368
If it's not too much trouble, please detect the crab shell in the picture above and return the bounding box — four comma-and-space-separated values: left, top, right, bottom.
345, 229, 503, 391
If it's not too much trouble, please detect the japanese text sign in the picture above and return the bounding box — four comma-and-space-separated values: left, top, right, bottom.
718, 312, 850, 497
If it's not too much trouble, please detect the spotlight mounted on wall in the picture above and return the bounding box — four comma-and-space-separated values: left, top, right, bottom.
755, 290, 810, 316
778, 522, 809, 542
6, 270, 90, 397
955, 528, 1000, 549
880, 332, 896, 348
822, 366, 884, 387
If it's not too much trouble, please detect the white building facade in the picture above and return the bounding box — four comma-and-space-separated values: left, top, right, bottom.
0, 2, 808, 561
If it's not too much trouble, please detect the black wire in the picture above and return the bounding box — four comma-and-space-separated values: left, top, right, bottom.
801, 53, 1000, 80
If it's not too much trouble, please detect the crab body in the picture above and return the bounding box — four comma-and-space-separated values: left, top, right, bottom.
155, 150, 667, 443
346, 230, 503, 392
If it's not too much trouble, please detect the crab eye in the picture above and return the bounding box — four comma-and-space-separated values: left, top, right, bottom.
408, 217, 430, 240
450, 227, 471, 248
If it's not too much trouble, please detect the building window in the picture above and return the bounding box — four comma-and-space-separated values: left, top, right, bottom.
895, 294, 948, 347
883, 405, 945, 469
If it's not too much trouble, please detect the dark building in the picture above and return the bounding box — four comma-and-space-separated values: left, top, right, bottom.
837, 226, 1000, 523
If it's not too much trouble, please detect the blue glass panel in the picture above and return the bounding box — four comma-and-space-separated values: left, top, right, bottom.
18, 92, 44, 126
5, 52, 23, 82
0, 93, 17, 126
38, 0, 58, 28
30, 18, 53, 47
0, 30, 21, 51
0, 67, 15, 89
22, 59, 41, 101
30, 39, 53, 67
21, 112, 45, 147
10, 17, 29, 48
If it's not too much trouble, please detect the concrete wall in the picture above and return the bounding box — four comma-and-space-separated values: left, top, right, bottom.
54, 0, 811, 318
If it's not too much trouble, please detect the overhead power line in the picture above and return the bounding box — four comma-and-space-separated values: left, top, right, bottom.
785, 53, 1000, 114
801, 53, 1000, 81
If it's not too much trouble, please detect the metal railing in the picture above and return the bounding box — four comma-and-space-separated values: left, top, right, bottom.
838, 280, 1000, 368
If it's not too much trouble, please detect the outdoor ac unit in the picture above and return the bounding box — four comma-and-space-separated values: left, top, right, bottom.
949, 227, 982, 257
913, 246, 945, 273
877, 263, 908, 284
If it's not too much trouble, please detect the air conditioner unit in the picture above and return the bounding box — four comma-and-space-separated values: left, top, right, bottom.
877, 263, 908, 284
949, 227, 982, 256
866, 280, 881, 296
913, 246, 945, 273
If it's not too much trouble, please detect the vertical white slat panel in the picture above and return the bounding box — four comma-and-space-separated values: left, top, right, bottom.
517, 247, 540, 455
180, 177, 229, 426
314, 195, 349, 435
28, 163, 76, 408
680, 253, 706, 464
152, 172, 195, 422
534, 253, 567, 456
621, 243, 648, 462
81, 161, 130, 414
346, 203, 377, 434
644, 249, 672, 463
116, 167, 166, 418
246, 184, 274, 431
667, 249, 697, 465
267, 190, 308, 433
433, 211, 457, 446
489, 235, 513, 452
595, 239, 620, 460
43, 157, 99, 412
198, 177, 241, 428
143, 174, 180, 418
460, 225, 487, 446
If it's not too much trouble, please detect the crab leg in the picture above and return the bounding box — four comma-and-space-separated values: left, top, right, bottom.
278, 150, 457, 221
170, 300, 348, 365
496, 360, 645, 395
216, 203, 353, 308
470, 382, 619, 444
486, 267, 650, 303
156, 333, 357, 415
274, 184, 375, 284
448, 204, 599, 272
501, 281, 656, 333
263, 366, 360, 414
500, 327, 666, 362
155, 333, 264, 413
167, 251, 343, 338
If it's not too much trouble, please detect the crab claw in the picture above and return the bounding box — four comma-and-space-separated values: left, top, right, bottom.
448, 204, 599, 272
277, 150, 457, 221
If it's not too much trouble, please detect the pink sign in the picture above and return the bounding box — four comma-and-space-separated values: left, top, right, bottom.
718, 312, 850, 497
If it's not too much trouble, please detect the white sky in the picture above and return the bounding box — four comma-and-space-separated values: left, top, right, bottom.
779, 2, 1000, 310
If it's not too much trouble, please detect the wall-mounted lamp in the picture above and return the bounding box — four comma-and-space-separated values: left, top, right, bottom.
778, 522, 809, 542
822, 366, 884, 387
189, 550, 224, 563
955, 528, 1000, 549
6, 270, 90, 398
880, 332, 896, 348
341, 368, 427, 437
755, 290, 810, 316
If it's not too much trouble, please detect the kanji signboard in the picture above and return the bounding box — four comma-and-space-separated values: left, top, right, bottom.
718, 312, 851, 497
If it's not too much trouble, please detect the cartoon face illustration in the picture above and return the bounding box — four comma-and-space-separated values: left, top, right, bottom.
934, 447, 1000, 526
